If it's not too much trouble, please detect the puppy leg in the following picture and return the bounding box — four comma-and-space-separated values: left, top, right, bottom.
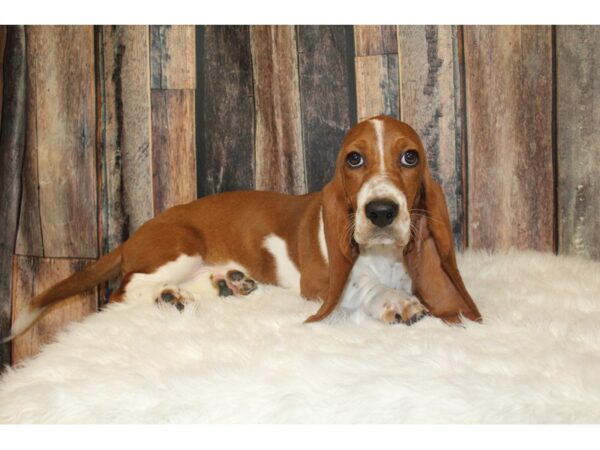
175, 264, 258, 299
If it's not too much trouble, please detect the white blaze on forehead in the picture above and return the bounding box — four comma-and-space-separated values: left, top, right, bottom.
370, 118, 385, 172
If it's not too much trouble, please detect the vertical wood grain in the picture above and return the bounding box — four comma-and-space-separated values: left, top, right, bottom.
197, 26, 255, 196
15, 27, 44, 256
557, 26, 600, 260
250, 25, 306, 194
464, 26, 554, 252
355, 54, 399, 121
11, 256, 97, 364
17, 26, 98, 258
0, 26, 26, 368
151, 90, 196, 214
15, 35, 44, 256
150, 25, 195, 90
297, 25, 356, 192
0, 25, 6, 121
354, 24, 399, 125
97, 25, 153, 254
354, 25, 397, 56
398, 25, 465, 249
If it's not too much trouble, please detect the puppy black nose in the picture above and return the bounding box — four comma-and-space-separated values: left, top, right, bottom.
365, 200, 399, 228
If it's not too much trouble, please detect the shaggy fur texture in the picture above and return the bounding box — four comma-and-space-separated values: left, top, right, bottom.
1, 250, 599, 423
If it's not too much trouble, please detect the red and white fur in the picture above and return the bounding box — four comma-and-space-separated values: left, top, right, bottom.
4, 116, 481, 343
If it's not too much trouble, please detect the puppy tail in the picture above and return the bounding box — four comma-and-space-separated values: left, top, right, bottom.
2, 247, 123, 343
1, 307, 46, 344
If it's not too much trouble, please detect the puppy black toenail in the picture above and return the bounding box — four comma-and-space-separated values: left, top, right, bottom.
175, 302, 184, 311
228, 270, 245, 281
405, 313, 425, 326
217, 280, 234, 297
161, 292, 176, 302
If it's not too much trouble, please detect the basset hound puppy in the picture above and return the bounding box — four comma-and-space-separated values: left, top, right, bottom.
5, 115, 481, 342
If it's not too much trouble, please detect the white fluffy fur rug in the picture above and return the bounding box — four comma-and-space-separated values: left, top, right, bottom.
1, 250, 600, 424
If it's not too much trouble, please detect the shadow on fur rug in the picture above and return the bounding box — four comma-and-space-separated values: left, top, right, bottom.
1, 250, 599, 423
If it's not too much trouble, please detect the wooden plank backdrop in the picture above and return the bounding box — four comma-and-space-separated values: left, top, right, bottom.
354, 25, 399, 122
24, 26, 98, 259
149, 25, 196, 216
250, 25, 306, 194
151, 89, 196, 214
150, 25, 196, 90
464, 26, 554, 252
97, 25, 154, 257
0, 25, 6, 120
557, 26, 600, 260
197, 26, 254, 196
2, 25, 600, 367
0, 26, 26, 368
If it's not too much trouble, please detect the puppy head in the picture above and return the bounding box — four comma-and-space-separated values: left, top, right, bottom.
334, 115, 426, 249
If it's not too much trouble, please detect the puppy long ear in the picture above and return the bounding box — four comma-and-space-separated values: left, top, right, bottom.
305, 180, 358, 322
404, 173, 482, 323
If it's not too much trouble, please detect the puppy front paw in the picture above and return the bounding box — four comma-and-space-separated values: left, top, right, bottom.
381, 294, 429, 326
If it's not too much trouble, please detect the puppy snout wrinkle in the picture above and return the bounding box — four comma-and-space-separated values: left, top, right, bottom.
365, 200, 399, 228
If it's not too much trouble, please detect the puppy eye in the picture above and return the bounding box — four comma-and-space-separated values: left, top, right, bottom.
400, 150, 419, 167
346, 151, 364, 168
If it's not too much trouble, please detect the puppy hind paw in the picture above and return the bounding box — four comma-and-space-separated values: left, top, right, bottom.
211, 270, 257, 298
154, 285, 193, 312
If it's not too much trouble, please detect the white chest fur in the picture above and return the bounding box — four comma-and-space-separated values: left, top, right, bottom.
339, 245, 412, 311
356, 245, 411, 290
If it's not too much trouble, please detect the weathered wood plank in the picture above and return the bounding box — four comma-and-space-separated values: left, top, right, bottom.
98, 25, 153, 254
397, 25, 465, 249
15, 26, 44, 257
151, 89, 196, 214
11, 256, 97, 364
0, 25, 6, 121
197, 26, 255, 196
464, 26, 554, 252
250, 25, 305, 194
0, 26, 26, 369
355, 54, 399, 121
297, 25, 356, 192
150, 25, 195, 90
557, 26, 600, 260
354, 25, 397, 56
18, 26, 98, 258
